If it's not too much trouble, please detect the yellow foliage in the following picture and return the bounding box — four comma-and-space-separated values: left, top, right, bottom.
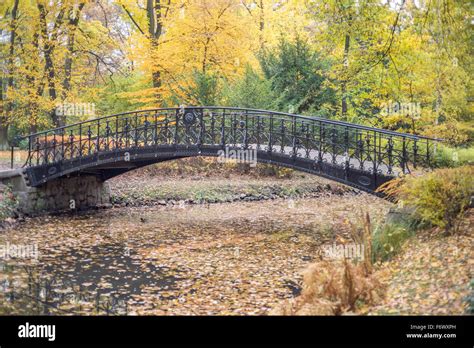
378, 166, 474, 234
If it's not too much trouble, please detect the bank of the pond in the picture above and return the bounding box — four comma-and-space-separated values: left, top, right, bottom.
367, 210, 473, 315
109, 175, 358, 207
107, 157, 360, 207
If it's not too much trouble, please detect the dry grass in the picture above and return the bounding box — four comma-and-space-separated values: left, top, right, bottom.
271, 213, 384, 315
271, 259, 384, 315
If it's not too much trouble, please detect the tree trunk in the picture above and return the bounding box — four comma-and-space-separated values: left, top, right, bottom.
1, 0, 20, 149
7, 0, 19, 93
38, 3, 65, 128
62, 3, 85, 125
147, 0, 163, 94
152, 70, 161, 90
341, 33, 350, 120
0, 79, 9, 150
0, 124, 9, 151
259, 0, 265, 50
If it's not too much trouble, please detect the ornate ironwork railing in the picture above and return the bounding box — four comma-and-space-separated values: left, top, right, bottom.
18, 106, 440, 190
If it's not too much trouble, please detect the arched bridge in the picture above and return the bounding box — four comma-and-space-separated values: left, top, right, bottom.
20, 106, 438, 194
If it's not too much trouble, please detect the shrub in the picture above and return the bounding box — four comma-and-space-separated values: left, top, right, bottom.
18, 138, 30, 151
423, 122, 471, 146
259, 37, 335, 115
378, 166, 473, 234
186, 69, 221, 106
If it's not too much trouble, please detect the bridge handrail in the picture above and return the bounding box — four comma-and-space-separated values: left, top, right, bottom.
19, 108, 179, 140
198, 106, 442, 141
19, 106, 442, 142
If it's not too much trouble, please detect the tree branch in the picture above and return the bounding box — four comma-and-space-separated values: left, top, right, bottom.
122, 4, 145, 35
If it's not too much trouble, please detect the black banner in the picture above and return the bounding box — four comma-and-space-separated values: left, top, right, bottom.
0, 315, 472, 347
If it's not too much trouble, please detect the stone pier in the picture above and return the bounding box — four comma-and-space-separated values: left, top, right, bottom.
0, 169, 111, 215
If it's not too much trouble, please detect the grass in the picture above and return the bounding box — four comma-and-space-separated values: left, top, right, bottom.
433, 145, 474, 168
371, 218, 417, 262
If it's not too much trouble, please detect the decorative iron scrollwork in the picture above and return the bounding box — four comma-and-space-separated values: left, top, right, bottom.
183, 110, 198, 125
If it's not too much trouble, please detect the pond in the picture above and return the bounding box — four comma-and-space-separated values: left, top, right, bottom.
0, 194, 389, 315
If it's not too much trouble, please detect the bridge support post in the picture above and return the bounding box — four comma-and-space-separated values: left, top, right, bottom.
0, 170, 111, 215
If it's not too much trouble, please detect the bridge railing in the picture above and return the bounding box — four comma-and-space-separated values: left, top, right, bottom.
20, 107, 439, 177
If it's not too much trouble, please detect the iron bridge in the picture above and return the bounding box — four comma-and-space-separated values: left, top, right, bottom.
18, 106, 439, 194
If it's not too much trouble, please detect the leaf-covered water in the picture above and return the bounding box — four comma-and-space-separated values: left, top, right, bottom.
0, 195, 389, 315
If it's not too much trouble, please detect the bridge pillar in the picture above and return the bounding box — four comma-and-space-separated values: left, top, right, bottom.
0, 169, 110, 215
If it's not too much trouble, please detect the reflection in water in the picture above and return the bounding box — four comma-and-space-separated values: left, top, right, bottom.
0, 244, 182, 315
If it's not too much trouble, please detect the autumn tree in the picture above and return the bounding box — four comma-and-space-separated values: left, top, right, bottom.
0, 0, 19, 149
0, 0, 122, 135
0, 0, 469, 145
